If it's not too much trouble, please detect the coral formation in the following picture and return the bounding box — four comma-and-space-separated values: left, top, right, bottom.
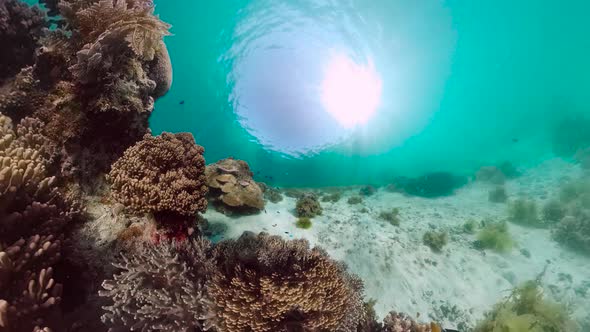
0, 0, 47, 82
508, 199, 541, 227
321, 192, 342, 203
99, 238, 213, 331
542, 200, 566, 224
488, 186, 508, 203
204, 232, 365, 332
423, 231, 448, 252
553, 212, 590, 254
205, 158, 265, 214
462, 219, 478, 234
360, 185, 377, 196
476, 221, 513, 253
474, 281, 578, 332
296, 217, 313, 229
108, 132, 208, 219
382, 312, 438, 332
393, 172, 467, 198
379, 208, 401, 226
261, 183, 283, 203
295, 193, 322, 218
348, 196, 363, 205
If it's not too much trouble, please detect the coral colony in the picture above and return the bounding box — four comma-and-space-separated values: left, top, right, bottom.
0, 1, 587, 331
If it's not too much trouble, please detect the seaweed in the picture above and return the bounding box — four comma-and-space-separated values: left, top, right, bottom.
379, 208, 401, 226
474, 281, 578, 332
542, 200, 566, 224
295, 217, 312, 229
462, 219, 479, 234
423, 231, 448, 252
508, 199, 541, 227
553, 212, 590, 254
476, 221, 513, 253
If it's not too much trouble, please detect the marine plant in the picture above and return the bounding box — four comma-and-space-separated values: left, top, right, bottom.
423, 230, 448, 252
379, 208, 401, 226
474, 281, 578, 332
348, 196, 363, 205
508, 199, 541, 227
489, 186, 508, 203
462, 219, 479, 234
552, 211, 590, 254
296, 217, 313, 229
476, 221, 513, 253
542, 200, 566, 224
295, 193, 323, 218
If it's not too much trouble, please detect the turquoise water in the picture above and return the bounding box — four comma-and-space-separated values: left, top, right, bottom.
150, 0, 590, 187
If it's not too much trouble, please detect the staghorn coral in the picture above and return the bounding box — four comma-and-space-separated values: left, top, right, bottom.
0, 235, 63, 332
99, 238, 214, 332
108, 132, 208, 218
205, 158, 265, 214
203, 232, 365, 332
0, 0, 47, 83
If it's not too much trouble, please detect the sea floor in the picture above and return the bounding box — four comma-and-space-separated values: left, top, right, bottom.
202, 158, 590, 330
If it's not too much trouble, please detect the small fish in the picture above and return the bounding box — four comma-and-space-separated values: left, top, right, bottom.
512, 138, 519, 143
264, 209, 267, 214
179, 100, 185, 105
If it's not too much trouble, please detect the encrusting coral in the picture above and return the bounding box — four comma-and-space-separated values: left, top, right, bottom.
203, 232, 365, 332
108, 132, 208, 219
205, 158, 265, 214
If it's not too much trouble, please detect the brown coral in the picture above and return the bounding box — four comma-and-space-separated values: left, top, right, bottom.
108, 132, 208, 218
203, 232, 365, 332
382, 312, 435, 332
205, 158, 265, 214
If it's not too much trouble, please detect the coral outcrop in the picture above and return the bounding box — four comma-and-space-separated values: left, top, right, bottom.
0, 0, 47, 83
382, 312, 436, 332
295, 193, 323, 218
204, 232, 365, 332
205, 158, 265, 214
108, 132, 208, 218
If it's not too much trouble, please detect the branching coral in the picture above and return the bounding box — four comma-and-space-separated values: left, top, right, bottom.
474, 281, 578, 332
99, 238, 214, 331
0, 235, 63, 332
205, 158, 265, 214
382, 311, 437, 332
295, 193, 323, 218
203, 232, 365, 332
108, 132, 208, 218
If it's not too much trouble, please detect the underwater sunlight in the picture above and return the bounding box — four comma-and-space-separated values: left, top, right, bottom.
2, 0, 590, 331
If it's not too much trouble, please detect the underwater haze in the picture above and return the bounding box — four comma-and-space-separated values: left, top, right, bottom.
151, 0, 590, 187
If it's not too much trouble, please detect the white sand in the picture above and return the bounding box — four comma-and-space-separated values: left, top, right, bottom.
203, 158, 590, 329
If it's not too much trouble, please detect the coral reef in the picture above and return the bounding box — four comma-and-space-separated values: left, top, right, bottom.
295, 193, 322, 218
474, 281, 578, 332
296, 217, 313, 229
108, 132, 208, 219
542, 200, 566, 224
379, 208, 401, 226
261, 183, 283, 203
476, 221, 513, 253
321, 192, 342, 203
205, 158, 265, 215
508, 198, 541, 227
0, 0, 47, 83
204, 232, 365, 332
488, 186, 508, 203
99, 238, 214, 331
393, 172, 467, 198
423, 231, 448, 253
553, 211, 590, 254
382, 312, 437, 332
462, 219, 478, 234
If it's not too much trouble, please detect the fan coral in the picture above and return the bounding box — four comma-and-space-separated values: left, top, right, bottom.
0, 0, 47, 83
203, 232, 365, 332
474, 281, 578, 332
295, 192, 323, 218
0, 235, 63, 332
205, 158, 265, 214
108, 132, 208, 218
99, 238, 214, 331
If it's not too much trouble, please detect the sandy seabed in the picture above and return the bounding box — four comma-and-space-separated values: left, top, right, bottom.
203, 158, 590, 330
